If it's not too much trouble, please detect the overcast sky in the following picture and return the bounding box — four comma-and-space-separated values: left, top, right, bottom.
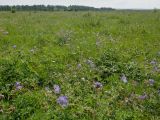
0, 0, 160, 9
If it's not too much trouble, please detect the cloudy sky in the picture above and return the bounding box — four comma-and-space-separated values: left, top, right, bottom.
0, 0, 160, 9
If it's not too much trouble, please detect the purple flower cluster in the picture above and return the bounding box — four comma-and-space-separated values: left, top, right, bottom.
45, 85, 68, 107
54, 85, 61, 94
138, 94, 147, 100
153, 66, 159, 72
57, 96, 68, 107
15, 82, 23, 90
94, 82, 103, 89
120, 74, 128, 83
77, 63, 82, 69
150, 59, 160, 73
149, 79, 155, 86
86, 59, 95, 68
150, 60, 157, 65
96, 40, 101, 47
13, 45, 17, 49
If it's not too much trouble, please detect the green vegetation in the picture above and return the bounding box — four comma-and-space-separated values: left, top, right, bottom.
0, 11, 160, 119
11, 6, 16, 13
0, 5, 114, 12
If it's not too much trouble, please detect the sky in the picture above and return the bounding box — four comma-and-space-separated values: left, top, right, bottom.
0, 0, 160, 9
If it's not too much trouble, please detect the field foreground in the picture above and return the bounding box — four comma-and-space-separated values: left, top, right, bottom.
0, 11, 160, 119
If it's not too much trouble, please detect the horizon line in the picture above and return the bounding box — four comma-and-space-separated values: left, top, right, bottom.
0, 4, 159, 10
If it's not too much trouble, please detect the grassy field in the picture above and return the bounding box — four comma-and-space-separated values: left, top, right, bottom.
0, 11, 160, 120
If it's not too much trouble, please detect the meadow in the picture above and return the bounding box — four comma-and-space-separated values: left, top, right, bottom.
0, 11, 160, 120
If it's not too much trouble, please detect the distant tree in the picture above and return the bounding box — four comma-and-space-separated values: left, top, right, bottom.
11, 6, 16, 13
153, 8, 158, 13
0, 5, 115, 12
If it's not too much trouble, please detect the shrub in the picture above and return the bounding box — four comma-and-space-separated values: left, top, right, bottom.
56, 30, 73, 46
96, 49, 121, 78
0, 58, 40, 92
11, 6, 16, 13
96, 49, 146, 81
153, 8, 158, 13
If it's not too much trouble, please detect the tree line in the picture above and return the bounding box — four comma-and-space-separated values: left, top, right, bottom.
0, 5, 115, 12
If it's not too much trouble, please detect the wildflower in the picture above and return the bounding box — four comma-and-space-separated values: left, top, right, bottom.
153, 66, 158, 72
53, 85, 60, 94
94, 82, 103, 89
81, 77, 85, 81
13, 45, 17, 48
138, 94, 147, 100
30, 49, 35, 53
96, 40, 100, 46
0, 94, 4, 100
15, 82, 20, 86
120, 74, 128, 83
57, 96, 68, 107
16, 85, 23, 90
67, 64, 71, 68
15, 82, 23, 90
77, 63, 82, 69
86, 59, 95, 68
150, 60, 157, 65
149, 79, 155, 86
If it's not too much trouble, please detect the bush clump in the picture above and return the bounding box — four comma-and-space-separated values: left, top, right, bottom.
11, 6, 16, 13
56, 30, 73, 46
96, 49, 146, 81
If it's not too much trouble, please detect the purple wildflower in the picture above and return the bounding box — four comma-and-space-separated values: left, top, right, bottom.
94, 82, 103, 89
16, 86, 23, 90
139, 94, 147, 100
149, 79, 155, 86
86, 59, 95, 68
57, 96, 68, 107
13, 45, 17, 49
15, 82, 20, 87
153, 66, 158, 72
96, 40, 100, 46
77, 63, 82, 69
54, 85, 60, 94
15, 82, 23, 90
150, 60, 157, 65
120, 74, 128, 83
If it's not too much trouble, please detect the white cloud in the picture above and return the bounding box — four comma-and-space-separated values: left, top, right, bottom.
0, 0, 160, 9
